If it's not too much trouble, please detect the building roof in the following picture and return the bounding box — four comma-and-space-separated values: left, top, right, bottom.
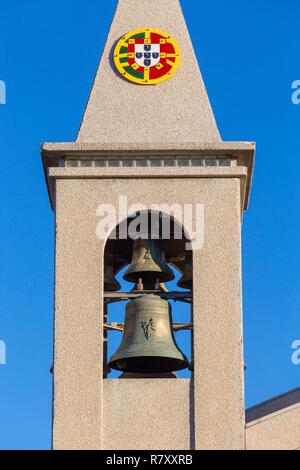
246, 386, 300, 423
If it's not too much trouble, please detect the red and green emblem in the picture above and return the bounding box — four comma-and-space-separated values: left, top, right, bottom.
114, 28, 180, 85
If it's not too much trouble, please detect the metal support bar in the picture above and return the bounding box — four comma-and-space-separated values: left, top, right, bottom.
104, 322, 193, 332
104, 291, 193, 304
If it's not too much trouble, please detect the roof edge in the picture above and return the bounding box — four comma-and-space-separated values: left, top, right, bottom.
246, 386, 300, 423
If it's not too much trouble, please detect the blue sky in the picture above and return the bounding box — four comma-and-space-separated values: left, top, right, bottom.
0, 0, 299, 450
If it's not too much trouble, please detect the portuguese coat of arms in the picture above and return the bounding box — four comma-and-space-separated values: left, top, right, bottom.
114, 28, 180, 85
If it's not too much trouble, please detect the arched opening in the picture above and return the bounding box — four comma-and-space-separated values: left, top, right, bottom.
103, 211, 193, 379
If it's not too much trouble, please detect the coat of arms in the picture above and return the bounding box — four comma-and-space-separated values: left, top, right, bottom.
114, 28, 180, 85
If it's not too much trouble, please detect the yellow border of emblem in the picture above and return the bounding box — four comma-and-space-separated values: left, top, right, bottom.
114, 28, 181, 85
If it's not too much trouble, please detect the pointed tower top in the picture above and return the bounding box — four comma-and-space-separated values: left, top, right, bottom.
76, 0, 221, 143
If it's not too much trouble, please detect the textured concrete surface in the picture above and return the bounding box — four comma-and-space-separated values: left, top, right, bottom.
103, 379, 191, 450
53, 180, 104, 450
49, 167, 247, 178
42, 141, 255, 154
246, 403, 300, 450
76, 0, 221, 143
48, 165, 248, 215
192, 178, 245, 450
42, 141, 255, 211
52, 174, 246, 449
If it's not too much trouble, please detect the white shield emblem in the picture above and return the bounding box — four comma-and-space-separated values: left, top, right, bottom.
134, 44, 160, 68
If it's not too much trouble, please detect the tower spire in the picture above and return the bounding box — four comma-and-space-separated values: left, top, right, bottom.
76, 0, 221, 144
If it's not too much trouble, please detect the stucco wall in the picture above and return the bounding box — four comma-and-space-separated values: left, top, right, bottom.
246, 404, 300, 450
52, 172, 245, 450
103, 379, 191, 450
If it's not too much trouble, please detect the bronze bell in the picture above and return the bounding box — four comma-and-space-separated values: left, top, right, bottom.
124, 239, 174, 285
108, 294, 189, 373
104, 253, 121, 292
177, 252, 193, 290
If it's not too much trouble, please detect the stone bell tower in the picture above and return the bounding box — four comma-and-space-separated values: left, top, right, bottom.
42, 0, 255, 450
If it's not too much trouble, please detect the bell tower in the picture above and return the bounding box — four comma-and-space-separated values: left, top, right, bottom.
42, 0, 255, 450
